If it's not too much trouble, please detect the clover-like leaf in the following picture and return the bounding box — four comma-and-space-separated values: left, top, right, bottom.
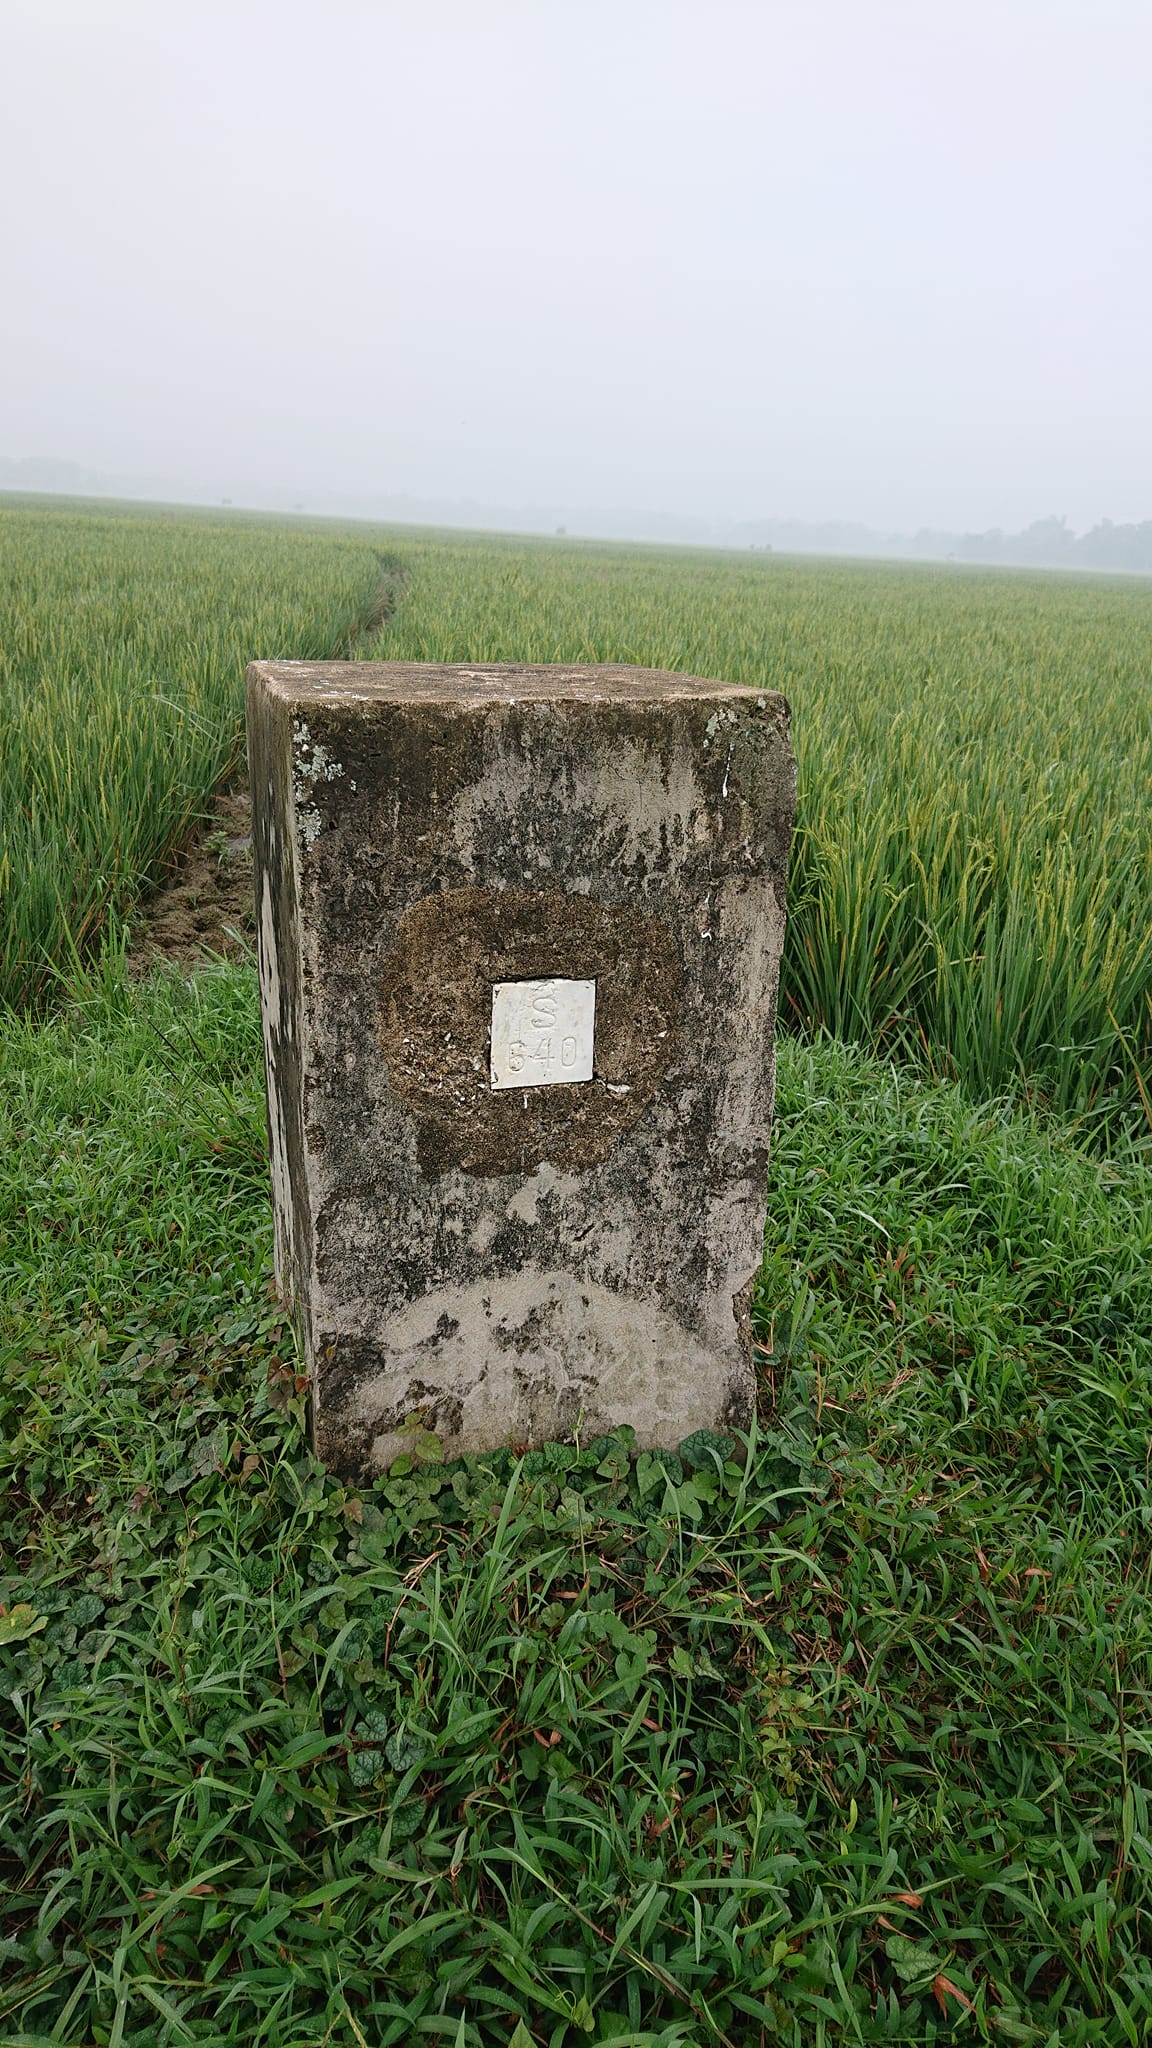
386, 1726, 429, 1772
884, 1933, 944, 1987
0, 1604, 47, 1648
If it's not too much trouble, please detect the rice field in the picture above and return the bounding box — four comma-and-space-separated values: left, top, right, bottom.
369, 533, 1152, 1132
0, 499, 387, 1007
3, 499, 1151, 1128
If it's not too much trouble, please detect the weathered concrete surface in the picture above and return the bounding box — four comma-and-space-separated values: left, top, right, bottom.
246, 662, 795, 1479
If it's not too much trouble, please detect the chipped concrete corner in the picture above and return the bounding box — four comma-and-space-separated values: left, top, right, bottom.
245, 661, 796, 1480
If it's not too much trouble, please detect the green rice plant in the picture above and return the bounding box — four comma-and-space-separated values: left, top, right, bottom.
0, 499, 388, 1006
365, 534, 1152, 1129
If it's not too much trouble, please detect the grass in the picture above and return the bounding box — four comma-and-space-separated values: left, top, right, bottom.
2, 958, 1150, 2045
0, 499, 393, 1008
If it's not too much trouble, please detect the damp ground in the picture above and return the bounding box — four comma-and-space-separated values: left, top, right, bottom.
127, 782, 256, 971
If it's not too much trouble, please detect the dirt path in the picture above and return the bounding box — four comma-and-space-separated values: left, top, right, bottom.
127, 784, 256, 972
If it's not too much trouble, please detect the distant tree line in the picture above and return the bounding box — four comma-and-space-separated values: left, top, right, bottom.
906, 516, 1152, 574
730, 513, 1152, 573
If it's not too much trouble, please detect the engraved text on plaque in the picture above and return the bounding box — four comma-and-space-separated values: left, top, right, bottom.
490, 977, 596, 1090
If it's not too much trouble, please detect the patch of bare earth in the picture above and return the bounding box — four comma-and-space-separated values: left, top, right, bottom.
128, 784, 256, 972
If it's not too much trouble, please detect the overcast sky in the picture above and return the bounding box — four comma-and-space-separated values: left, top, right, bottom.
4, 0, 1150, 533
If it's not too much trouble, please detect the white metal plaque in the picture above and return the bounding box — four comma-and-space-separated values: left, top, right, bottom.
490, 978, 596, 1090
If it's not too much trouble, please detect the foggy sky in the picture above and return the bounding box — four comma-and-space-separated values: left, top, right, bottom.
4, 0, 1150, 535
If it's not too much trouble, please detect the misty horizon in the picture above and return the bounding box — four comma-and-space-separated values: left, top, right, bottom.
6, 451, 1152, 575
5, 0, 1150, 541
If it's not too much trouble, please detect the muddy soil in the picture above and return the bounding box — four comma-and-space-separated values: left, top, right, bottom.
128, 785, 256, 971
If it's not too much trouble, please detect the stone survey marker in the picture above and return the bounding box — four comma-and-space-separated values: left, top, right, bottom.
246, 662, 795, 1478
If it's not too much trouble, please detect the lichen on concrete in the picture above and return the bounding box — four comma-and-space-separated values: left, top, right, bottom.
247, 661, 796, 1478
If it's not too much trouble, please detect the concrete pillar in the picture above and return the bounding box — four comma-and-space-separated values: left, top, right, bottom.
246, 662, 795, 1478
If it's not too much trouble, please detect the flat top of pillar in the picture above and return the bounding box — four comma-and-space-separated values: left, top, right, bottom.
249, 661, 776, 708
